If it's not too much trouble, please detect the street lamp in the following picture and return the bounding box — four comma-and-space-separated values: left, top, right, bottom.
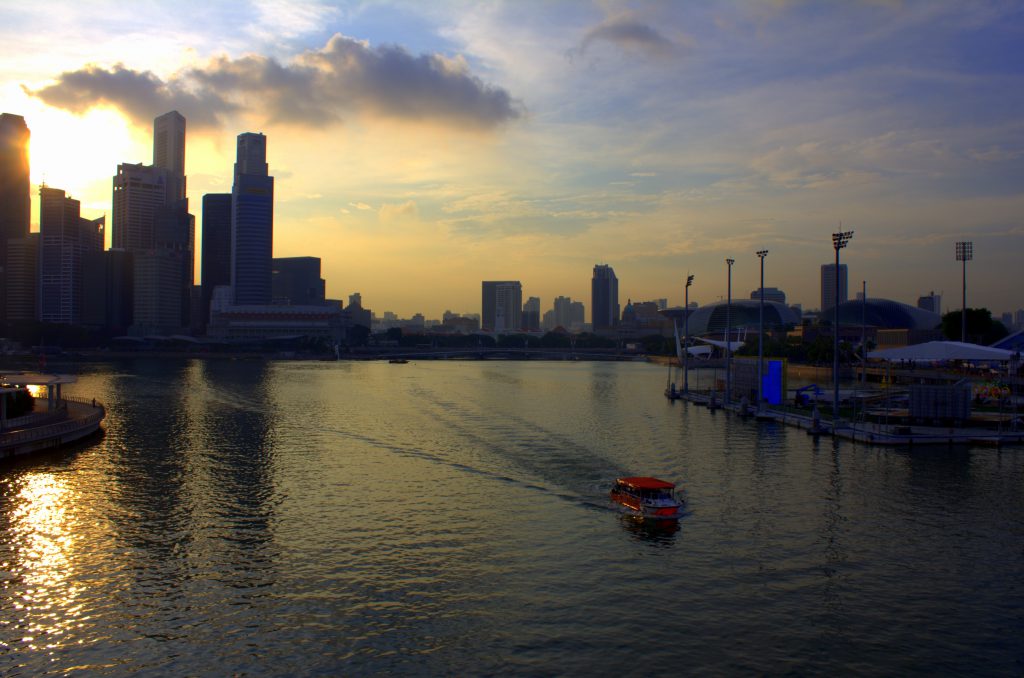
684, 274, 694, 393
832, 230, 854, 429
956, 241, 973, 343
725, 258, 735, 405
756, 250, 768, 410
861, 280, 867, 385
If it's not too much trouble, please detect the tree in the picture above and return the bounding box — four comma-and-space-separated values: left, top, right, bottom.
941, 308, 1008, 345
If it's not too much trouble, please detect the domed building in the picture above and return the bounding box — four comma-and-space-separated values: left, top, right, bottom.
682, 300, 801, 336
826, 298, 941, 330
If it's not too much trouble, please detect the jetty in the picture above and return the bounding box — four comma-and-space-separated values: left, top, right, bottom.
0, 372, 105, 460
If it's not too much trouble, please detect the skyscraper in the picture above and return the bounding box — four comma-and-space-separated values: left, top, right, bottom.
200, 193, 232, 331
38, 186, 103, 324
1, 113, 30, 324
481, 281, 523, 332
820, 263, 848, 312
591, 264, 619, 330
153, 111, 186, 200
231, 132, 274, 305
272, 257, 326, 306
112, 111, 195, 334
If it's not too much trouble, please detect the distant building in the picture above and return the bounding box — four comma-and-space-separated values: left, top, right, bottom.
750, 287, 786, 304
0, 113, 30, 324
272, 257, 326, 306
153, 111, 186, 200
522, 296, 541, 331
5, 233, 37, 323
231, 132, 274, 305
201, 193, 232, 332
38, 186, 103, 325
820, 263, 848, 312
591, 264, 619, 330
917, 291, 942, 315
481, 281, 522, 332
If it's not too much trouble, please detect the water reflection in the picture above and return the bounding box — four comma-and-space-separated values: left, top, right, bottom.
618, 515, 680, 545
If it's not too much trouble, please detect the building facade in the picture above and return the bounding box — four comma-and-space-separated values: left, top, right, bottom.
591, 264, 619, 330
201, 193, 232, 332
0, 113, 31, 325
231, 133, 274, 305
38, 187, 104, 325
481, 281, 523, 332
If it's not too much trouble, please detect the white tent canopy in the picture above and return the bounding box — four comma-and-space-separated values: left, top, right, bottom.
867, 341, 1014, 362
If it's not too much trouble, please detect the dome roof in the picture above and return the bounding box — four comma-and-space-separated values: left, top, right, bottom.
683, 300, 800, 336
826, 298, 941, 330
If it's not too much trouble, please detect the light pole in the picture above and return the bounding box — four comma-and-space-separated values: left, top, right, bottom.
832, 230, 854, 427
725, 258, 734, 404
956, 241, 972, 343
684, 274, 693, 393
756, 250, 768, 409
861, 280, 867, 386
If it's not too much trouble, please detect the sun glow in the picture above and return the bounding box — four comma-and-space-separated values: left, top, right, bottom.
29, 106, 146, 224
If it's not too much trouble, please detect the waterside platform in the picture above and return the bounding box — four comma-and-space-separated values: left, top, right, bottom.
1, 372, 106, 460
675, 391, 1024, 447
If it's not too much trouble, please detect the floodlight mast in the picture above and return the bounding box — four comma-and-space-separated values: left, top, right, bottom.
956, 241, 973, 343
756, 250, 768, 410
684, 274, 694, 393
832, 230, 853, 429
725, 258, 735, 405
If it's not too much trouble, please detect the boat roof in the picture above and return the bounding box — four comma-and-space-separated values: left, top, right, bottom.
616, 476, 676, 490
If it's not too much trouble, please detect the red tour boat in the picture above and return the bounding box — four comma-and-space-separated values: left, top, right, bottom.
610, 477, 684, 520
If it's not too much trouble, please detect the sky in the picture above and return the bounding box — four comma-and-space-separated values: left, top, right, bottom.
1, 0, 1022, 320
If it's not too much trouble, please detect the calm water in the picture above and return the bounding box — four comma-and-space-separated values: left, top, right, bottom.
1, 359, 1022, 675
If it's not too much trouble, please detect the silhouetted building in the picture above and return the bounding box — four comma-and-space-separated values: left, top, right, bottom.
820, 263, 848, 312
592, 264, 619, 330
38, 187, 104, 324
917, 291, 942, 315
232, 132, 274, 305
153, 111, 186, 200
1, 113, 30, 324
750, 287, 786, 304
522, 296, 541, 331
481, 281, 522, 332
272, 257, 325, 305
5, 233, 37, 323
82, 248, 133, 334
201, 193, 232, 332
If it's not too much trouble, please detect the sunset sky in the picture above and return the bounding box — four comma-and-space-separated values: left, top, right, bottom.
1, 1, 1022, 319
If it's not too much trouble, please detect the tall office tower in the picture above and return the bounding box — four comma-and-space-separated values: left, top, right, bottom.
201, 193, 232, 331
522, 296, 541, 331
231, 132, 274, 305
5, 234, 38, 323
820, 263, 848, 312
153, 111, 186, 200
112, 111, 195, 334
591, 264, 619, 330
1, 113, 30, 324
271, 256, 326, 305
917, 291, 941, 315
81, 249, 133, 334
481, 281, 523, 332
553, 295, 573, 329
38, 187, 103, 324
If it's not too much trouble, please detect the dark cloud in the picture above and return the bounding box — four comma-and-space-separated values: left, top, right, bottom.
24, 34, 521, 130
579, 16, 675, 57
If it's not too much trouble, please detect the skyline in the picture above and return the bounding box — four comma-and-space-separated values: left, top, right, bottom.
1, 1, 1022, 318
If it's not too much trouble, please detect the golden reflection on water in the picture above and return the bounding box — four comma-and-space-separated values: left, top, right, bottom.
4, 472, 84, 654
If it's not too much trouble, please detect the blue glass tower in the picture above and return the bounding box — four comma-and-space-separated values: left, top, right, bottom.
231, 133, 274, 305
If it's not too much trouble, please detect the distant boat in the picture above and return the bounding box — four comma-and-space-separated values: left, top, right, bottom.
610, 477, 684, 520
388, 358, 409, 364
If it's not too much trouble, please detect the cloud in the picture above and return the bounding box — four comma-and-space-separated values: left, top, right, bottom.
577, 16, 676, 58
24, 33, 522, 131
350, 201, 373, 210
379, 200, 419, 223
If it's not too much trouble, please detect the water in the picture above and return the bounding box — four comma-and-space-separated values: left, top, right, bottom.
2, 359, 1022, 675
